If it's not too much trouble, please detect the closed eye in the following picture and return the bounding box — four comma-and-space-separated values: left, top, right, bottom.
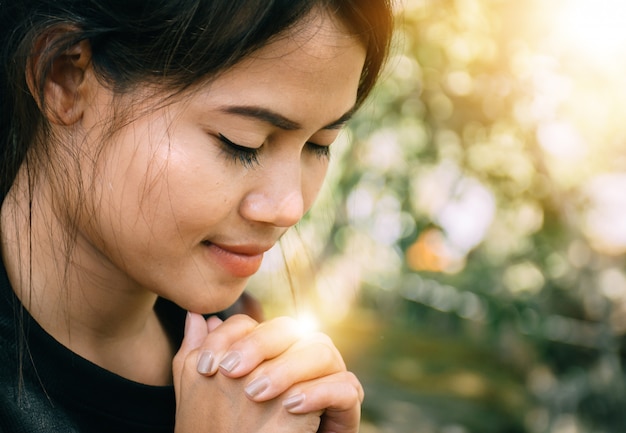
306, 141, 331, 160
218, 133, 261, 168
218, 133, 330, 166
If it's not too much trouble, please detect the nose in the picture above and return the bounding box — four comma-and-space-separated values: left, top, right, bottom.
239, 168, 305, 228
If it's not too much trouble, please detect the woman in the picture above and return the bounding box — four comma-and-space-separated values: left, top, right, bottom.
0, 0, 393, 432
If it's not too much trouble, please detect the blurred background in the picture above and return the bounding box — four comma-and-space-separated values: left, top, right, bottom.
248, 0, 626, 432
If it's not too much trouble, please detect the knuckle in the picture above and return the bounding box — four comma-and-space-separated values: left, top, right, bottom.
256, 316, 299, 340
344, 371, 365, 402
309, 331, 333, 345
200, 315, 258, 351
338, 377, 363, 405
238, 330, 265, 353
349, 389, 362, 406
228, 313, 258, 327
201, 330, 229, 350
268, 315, 297, 328
344, 371, 361, 386
309, 340, 345, 371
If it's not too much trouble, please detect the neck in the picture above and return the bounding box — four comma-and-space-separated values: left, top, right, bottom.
0, 169, 175, 385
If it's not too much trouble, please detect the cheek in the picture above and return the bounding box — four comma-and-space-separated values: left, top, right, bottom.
79, 127, 184, 249
162, 146, 232, 210
81, 148, 167, 256
302, 159, 330, 212
123, 143, 241, 247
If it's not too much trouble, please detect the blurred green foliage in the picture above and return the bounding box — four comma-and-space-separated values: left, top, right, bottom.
251, 0, 626, 432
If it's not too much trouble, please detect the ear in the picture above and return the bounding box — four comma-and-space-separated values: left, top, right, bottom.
26, 37, 93, 126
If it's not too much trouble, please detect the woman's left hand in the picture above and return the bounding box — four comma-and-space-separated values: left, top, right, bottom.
174, 312, 364, 433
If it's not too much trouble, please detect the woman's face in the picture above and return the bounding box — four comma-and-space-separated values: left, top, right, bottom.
69, 13, 366, 313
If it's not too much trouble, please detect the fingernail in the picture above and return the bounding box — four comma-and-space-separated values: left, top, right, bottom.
196, 351, 214, 374
245, 376, 270, 398
283, 393, 305, 411
219, 351, 241, 373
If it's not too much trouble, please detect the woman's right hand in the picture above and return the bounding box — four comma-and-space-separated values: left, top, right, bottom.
172, 312, 323, 433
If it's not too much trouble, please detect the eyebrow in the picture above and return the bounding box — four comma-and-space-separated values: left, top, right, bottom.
218, 105, 356, 131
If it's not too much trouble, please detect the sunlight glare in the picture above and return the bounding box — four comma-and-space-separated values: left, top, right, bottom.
552, 0, 626, 66
295, 312, 320, 335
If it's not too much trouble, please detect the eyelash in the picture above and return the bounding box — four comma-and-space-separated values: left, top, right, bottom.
218, 133, 260, 168
308, 142, 331, 159
217, 133, 330, 168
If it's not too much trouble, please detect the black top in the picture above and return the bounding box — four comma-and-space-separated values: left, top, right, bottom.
0, 260, 185, 433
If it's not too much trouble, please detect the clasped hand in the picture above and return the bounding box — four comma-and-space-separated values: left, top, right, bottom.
172, 313, 363, 433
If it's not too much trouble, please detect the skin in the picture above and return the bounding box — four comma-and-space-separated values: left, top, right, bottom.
1, 8, 366, 433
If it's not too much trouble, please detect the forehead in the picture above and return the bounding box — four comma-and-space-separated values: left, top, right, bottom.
258, 10, 365, 61
186, 11, 366, 130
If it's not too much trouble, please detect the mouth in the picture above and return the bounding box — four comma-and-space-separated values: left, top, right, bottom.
201, 241, 271, 278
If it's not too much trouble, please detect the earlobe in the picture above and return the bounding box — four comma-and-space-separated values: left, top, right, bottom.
26, 37, 93, 126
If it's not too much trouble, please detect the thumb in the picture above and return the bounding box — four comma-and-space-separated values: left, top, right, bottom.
179, 312, 209, 356
173, 312, 209, 405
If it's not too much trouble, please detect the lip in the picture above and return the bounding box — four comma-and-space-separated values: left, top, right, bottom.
202, 241, 271, 278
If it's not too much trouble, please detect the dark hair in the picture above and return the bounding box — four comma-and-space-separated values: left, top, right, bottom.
0, 0, 393, 200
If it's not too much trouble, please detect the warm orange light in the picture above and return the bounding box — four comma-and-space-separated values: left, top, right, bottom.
406, 229, 450, 273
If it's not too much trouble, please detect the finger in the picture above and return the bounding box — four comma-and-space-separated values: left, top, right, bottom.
172, 312, 209, 406
242, 333, 346, 401
192, 315, 225, 376
194, 314, 259, 376
282, 371, 364, 411
207, 315, 223, 332
175, 312, 209, 363
281, 372, 364, 433
216, 316, 312, 378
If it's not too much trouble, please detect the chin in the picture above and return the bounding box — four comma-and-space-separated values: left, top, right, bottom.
179, 279, 250, 316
